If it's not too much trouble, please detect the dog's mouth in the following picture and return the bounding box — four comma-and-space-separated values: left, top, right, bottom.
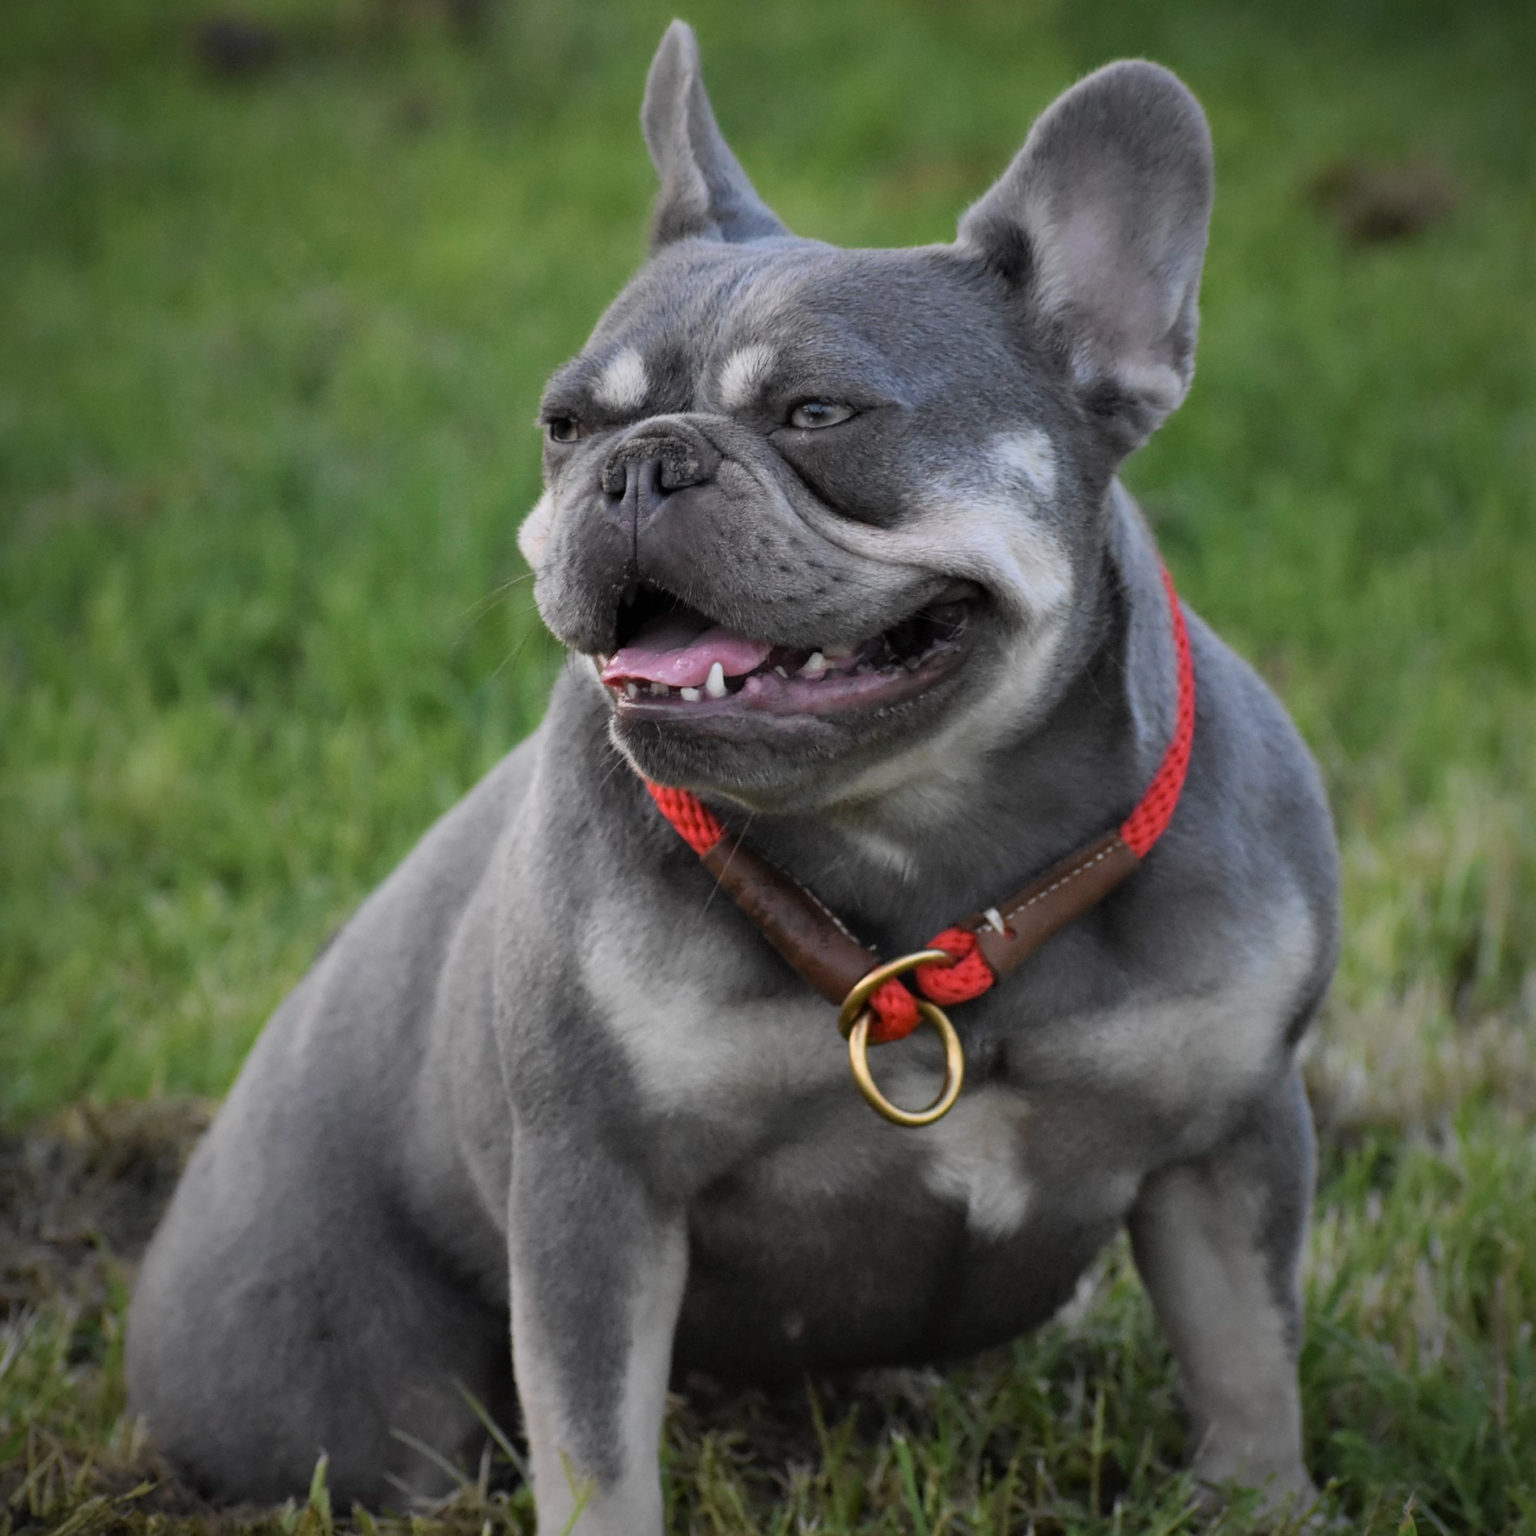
595, 581, 981, 718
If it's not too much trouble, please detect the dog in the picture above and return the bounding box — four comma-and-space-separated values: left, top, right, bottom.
127, 23, 1340, 1531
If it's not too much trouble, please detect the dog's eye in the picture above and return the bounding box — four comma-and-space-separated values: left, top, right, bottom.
546, 416, 590, 443
786, 400, 855, 430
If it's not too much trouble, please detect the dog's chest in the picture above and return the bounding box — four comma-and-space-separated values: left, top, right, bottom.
670, 1079, 1135, 1375
577, 897, 1303, 1371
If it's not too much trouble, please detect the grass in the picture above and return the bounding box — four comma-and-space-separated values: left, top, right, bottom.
1, 0, 1533, 1530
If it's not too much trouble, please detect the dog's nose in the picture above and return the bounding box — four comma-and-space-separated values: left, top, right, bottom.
611, 455, 670, 524
600, 431, 716, 531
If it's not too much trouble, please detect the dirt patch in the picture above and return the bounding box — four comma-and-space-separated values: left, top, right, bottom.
0, 1098, 211, 1318
1, 1101, 230, 1528
1309, 157, 1459, 244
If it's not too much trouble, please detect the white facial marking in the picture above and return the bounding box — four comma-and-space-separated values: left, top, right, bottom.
717, 344, 776, 411
517, 490, 554, 568
595, 347, 650, 412
920, 1087, 1033, 1238
991, 427, 1058, 503
997, 508, 1075, 613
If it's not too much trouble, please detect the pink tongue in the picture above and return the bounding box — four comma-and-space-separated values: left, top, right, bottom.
602, 617, 773, 688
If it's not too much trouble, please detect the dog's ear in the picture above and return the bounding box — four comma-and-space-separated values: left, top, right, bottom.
642, 21, 788, 249
959, 61, 1213, 449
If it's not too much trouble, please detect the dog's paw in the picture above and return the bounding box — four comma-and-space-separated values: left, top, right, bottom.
1190, 1461, 1335, 1532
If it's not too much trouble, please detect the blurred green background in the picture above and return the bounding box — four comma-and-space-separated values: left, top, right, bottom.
3, 2, 1535, 1529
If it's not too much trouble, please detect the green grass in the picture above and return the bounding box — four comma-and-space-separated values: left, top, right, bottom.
2, 0, 1534, 1530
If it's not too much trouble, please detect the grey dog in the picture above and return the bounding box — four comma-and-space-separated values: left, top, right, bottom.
128, 22, 1339, 1531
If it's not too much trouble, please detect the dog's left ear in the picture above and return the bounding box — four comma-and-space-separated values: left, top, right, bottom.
959, 61, 1213, 450
642, 21, 788, 249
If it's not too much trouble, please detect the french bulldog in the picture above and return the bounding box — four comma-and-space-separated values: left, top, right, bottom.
127, 22, 1340, 1531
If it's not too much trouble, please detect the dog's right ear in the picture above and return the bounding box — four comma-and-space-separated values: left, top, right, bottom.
642, 21, 788, 249
959, 61, 1214, 451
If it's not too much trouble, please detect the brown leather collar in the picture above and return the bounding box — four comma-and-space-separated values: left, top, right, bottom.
695, 827, 1140, 1013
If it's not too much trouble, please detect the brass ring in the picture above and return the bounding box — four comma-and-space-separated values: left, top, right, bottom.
837, 949, 964, 1128
846, 1003, 965, 1127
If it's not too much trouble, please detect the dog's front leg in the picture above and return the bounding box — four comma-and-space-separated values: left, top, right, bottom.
508, 1134, 686, 1536
1128, 1065, 1319, 1511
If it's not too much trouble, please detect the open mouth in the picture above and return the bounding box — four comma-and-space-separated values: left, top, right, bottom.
596, 581, 980, 718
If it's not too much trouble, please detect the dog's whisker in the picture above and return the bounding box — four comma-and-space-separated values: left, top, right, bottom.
447, 573, 542, 652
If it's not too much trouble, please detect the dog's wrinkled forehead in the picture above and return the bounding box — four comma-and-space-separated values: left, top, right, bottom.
547, 239, 1042, 431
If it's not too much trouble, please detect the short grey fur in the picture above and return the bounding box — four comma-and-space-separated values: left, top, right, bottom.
127, 22, 1339, 1532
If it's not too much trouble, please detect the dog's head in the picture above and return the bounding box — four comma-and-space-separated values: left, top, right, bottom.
523, 23, 1212, 813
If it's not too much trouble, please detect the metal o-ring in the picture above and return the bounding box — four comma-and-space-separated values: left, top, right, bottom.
837, 949, 965, 1128
846, 1002, 965, 1127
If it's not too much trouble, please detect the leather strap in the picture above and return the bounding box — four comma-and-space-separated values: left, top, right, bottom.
698, 825, 1140, 1008
966, 830, 1141, 976
700, 839, 878, 1005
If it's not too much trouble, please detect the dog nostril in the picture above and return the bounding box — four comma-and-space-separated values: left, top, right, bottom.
602, 456, 668, 501
635, 458, 668, 501
605, 457, 668, 505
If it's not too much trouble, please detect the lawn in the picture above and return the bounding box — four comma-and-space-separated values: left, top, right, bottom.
2, 0, 1534, 1530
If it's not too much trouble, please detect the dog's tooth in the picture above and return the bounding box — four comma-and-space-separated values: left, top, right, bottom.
705, 661, 728, 698
680, 686, 701, 701
625, 682, 639, 700
650, 682, 670, 696
800, 651, 828, 679
773, 665, 789, 679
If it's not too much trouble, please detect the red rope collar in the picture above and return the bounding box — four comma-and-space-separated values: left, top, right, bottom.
644, 564, 1195, 1043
